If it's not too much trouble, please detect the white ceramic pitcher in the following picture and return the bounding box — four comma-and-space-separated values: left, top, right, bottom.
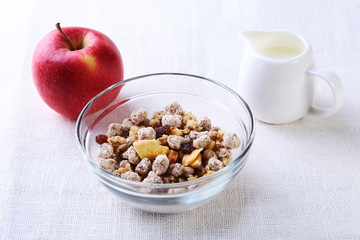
237, 31, 344, 124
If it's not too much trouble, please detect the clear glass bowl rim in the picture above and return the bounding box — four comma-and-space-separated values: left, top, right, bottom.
75, 72, 256, 190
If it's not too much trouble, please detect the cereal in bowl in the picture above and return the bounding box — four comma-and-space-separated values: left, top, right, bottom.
96, 102, 241, 184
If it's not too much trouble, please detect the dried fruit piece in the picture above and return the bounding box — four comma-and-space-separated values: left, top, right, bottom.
189, 153, 202, 168
206, 140, 216, 150
203, 170, 215, 177
96, 134, 108, 144
182, 148, 203, 166
167, 150, 179, 164
133, 140, 169, 160
180, 140, 194, 154
169, 127, 183, 136
155, 124, 171, 138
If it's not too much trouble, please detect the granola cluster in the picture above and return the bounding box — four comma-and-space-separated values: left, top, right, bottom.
96, 102, 241, 184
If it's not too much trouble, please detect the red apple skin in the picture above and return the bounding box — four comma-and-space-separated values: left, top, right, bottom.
32, 26, 124, 119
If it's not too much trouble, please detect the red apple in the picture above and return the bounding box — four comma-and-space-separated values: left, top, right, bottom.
32, 23, 124, 119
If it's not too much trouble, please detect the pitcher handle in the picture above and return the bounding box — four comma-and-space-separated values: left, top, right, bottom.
306, 67, 344, 117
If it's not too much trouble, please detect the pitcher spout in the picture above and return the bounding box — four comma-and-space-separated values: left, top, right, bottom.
240, 30, 308, 60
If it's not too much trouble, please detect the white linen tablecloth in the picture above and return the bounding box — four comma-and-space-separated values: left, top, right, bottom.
1, 0, 359, 239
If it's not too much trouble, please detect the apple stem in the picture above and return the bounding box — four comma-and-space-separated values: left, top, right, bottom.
55, 23, 76, 51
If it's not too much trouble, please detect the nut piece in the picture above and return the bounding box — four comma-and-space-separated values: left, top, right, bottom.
217, 148, 231, 158
137, 127, 156, 140
152, 155, 170, 175
222, 157, 231, 166
193, 135, 211, 149
114, 163, 132, 175
169, 163, 184, 177
107, 136, 127, 146
167, 150, 179, 164
182, 112, 196, 125
121, 171, 141, 182
106, 123, 125, 137
208, 157, 224, 171
169, 127, 183, 136
133, 140, 169, 160
197, 117, 211, 131
167, 135, 185, 150
184, 120, 202, 131
123, 146, 140, 164
165, 102, 184, 115
122, 118, 134, 131
98, 158, 117, 172
189, 153, 202, 168
131, 108, 148, 125
182, 148, 203, 166
156, 135, 168, 146
108, 136, 129, 153
149, 110, 166, 128
222, 133, 241, 149
135, 158, 152, 176
143, 171, 163, 184
162, 114, 182, 128
98, 143, 114, 159
208, 131, 224, 141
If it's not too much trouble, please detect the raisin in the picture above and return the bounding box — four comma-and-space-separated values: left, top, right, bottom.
155, 124, 171, 138
180, 140, 194, 154
96, 134, 108, 144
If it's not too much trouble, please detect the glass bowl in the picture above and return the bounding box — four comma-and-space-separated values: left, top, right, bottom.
76, 73, 255, 213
